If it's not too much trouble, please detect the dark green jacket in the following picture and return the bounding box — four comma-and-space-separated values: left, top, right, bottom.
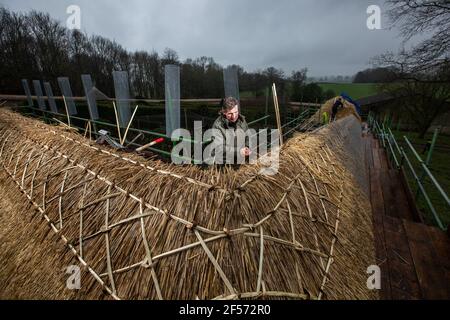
211, 114, 249, 163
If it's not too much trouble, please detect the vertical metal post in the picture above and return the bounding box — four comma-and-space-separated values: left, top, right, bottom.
32, 80, 48, 122
415, 127, 440, 200
43, 82, 58, 113
57, 77, 78, 115
416, 128, 439, 197
32, 80, 46, 110
21, 79, 34, 108
81, 74, 99, 133
400, 148, 405, 167
265, 87, 269, 128
112, 71, 132, 128
164, 64, 181, 138
426, 128, 439, 166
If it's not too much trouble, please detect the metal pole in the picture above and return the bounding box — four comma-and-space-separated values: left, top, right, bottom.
402, 148, 445, 230
425, 128, 439, 166
416, 128, 440, 201
265, 87, 269, 128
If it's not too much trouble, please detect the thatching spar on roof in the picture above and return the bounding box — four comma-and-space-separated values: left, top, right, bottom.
0, 108, 377, 300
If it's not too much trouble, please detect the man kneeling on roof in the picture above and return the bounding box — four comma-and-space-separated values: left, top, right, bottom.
209, 97, 252, 164
331, 97, 344, 121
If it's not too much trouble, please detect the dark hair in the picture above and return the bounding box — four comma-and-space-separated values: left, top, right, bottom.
222, 97, 239, 111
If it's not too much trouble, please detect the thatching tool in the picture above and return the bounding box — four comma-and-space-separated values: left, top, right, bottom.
96, 129, 124, 150
136, 137, 165, 152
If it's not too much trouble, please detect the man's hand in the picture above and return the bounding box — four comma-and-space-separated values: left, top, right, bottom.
240, 147, 252, 157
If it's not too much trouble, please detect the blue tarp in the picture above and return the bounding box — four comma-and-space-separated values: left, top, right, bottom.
340, 92, 362, 115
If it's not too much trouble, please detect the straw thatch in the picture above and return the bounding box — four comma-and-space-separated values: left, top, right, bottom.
0, 108, 377, 300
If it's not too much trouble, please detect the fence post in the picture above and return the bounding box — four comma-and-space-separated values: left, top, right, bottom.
415, 128, 440, 201
416, 129, 439, 200
381, 123, 386, 148
400, 146, 405, 168
426, 128, 440, 166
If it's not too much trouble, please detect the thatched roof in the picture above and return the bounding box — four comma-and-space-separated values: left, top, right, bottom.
0, 108, 376, 300
312, 97, 362, 124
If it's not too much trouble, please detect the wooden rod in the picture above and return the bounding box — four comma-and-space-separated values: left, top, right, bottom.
272, 83, 284, 146
62, 95, 71, 128
121, 105, 139, 145
112, 101, 123, 144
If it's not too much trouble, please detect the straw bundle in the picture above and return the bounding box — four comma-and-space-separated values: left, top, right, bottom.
0, 108, 377, 300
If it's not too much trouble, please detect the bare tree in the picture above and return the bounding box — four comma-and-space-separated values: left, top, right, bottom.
380, 68, 450, 137
161, 48, 179, 65
131, 50, 161, 98
0, 7, 297, 101
290, 69, 308, 101
372, 1, 450, 137
27, 11, 69, 80
377, 0, 450, 75
0, 9, 40, 92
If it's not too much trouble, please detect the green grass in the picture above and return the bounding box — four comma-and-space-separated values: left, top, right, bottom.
391, 129, 450, 228
318, 83, 379, 100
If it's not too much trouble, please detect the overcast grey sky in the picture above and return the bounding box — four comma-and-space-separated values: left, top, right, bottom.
1, 0, 415, 77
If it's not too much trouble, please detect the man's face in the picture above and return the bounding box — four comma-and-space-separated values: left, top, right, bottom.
224, 105, 239, 123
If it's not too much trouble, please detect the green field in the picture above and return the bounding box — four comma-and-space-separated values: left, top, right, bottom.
240, 82, 380, 101
391, 129, 450, 228
318, 83, 379, 100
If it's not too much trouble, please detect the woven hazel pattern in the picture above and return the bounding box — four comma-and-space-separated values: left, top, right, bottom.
0, 109, 376, 300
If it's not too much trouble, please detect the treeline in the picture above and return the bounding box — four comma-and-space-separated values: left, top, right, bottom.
0, 7, 338, 102
308, 75, 354, 83
353, 67, 395, 83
